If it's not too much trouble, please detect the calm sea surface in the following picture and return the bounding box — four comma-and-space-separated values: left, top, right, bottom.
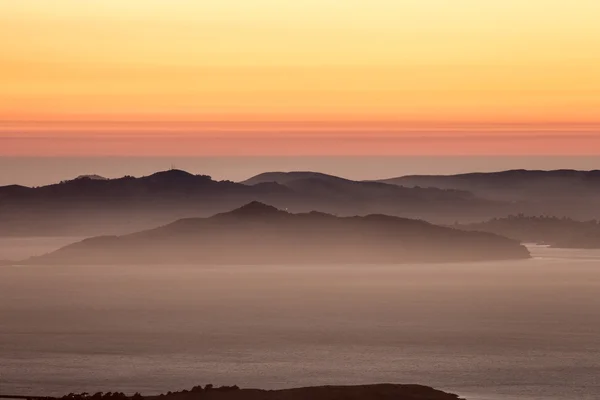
1, 240, 599, 400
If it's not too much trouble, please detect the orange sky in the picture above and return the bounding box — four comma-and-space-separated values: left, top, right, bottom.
1, 0, 600, 155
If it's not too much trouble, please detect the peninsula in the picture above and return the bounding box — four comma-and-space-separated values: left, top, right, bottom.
24, 202, 529, 265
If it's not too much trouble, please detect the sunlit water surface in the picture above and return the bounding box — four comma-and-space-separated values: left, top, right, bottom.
1, 240, 599, 400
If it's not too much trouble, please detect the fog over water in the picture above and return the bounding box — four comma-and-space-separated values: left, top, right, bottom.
1, 240, 599, 400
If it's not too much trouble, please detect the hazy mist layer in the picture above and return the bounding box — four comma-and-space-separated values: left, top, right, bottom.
1, 241, 599, 400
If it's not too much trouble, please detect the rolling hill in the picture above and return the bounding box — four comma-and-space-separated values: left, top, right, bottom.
24, 202, 529, 265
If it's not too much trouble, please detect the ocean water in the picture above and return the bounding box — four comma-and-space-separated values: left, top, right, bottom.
0, 241, 599, 400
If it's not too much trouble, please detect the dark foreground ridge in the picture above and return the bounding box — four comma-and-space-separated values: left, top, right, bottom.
0, 384, 465, 400
23, 202, 529, 265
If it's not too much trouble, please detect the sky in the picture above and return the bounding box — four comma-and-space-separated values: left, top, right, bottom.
1, 0, 600, 156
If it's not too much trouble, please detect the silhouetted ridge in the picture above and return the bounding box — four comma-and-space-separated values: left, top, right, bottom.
241, 171, 350, 185
377, 169, 600, 220
151, 169, 193, 177
145, 169, 205, 181
74, 174, 108, 181
0, 184, 33, 198
379, 169, 600, 199
215, 201, 287, 218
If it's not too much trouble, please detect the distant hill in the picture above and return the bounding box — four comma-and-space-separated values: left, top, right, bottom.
0, 184, 33, 199
241, 171, 346, 186
0, 169, 505, 236
0, 170, 294, 236
459, 215, 600, 249
73, 174, 108, 181
379, 169, 600, 200
25, 202, 529, 265
243, 171, 474, 199
378, 169, 600, 220
240, 171, 505, 221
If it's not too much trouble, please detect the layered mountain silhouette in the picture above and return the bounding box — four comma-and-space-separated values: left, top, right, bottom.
23, 202, 529, 265
240, 171, 503, 219
378, 169, 600, 219
0, 170, 293, 236
0, 169, 504, 236
4, 168, 599, 237
459, 215, 600, 249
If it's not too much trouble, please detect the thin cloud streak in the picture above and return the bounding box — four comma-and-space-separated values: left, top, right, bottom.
3, 134, 600, 156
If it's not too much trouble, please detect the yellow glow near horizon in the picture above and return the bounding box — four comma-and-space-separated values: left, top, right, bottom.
1, 0, 600, 154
